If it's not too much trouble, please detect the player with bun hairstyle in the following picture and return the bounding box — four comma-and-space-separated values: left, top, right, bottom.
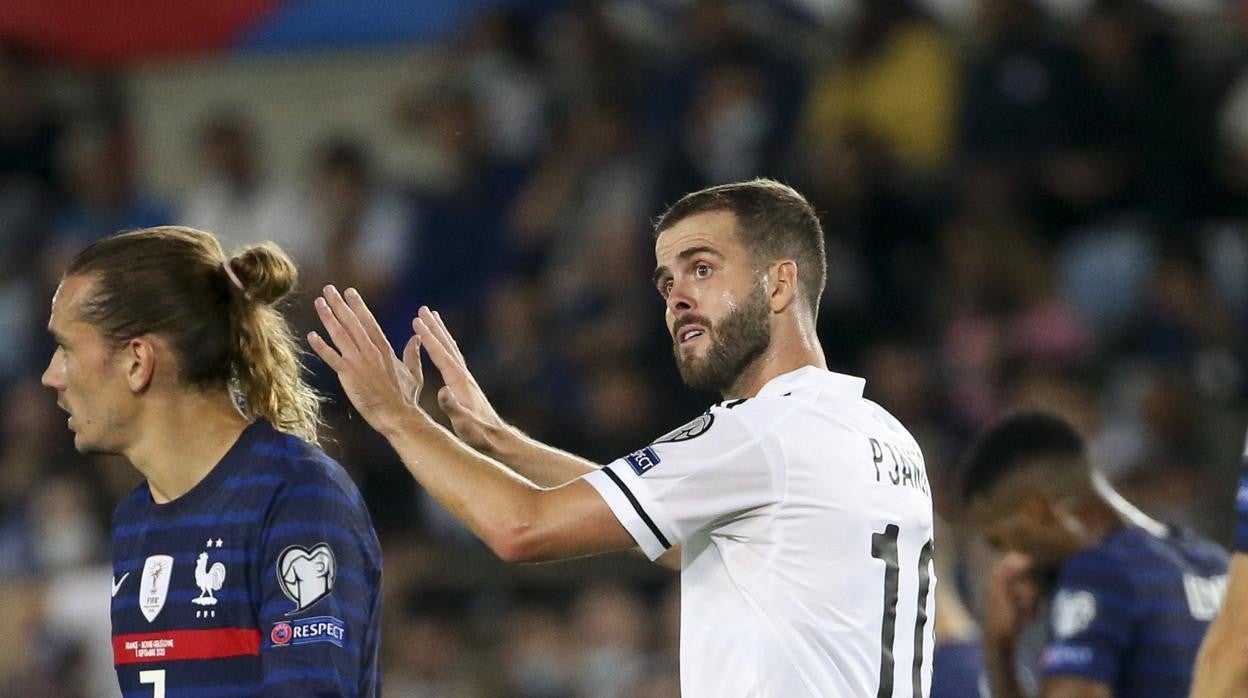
43, 226, 382, 697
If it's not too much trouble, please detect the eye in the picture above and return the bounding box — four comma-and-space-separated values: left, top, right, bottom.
694, 263, 712, 279
658, 278, 673, 299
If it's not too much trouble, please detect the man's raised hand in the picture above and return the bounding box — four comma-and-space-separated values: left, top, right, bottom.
412, 306, 510, 454
308, 285, 424, 434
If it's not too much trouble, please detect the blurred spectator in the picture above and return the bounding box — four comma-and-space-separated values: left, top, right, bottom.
536, 4, 640, 116
1062, 0, 1208, 221
386, 85, 528, 335
43, 118, 172, 270
179, 112, 311, 267
306, 135, 416, 302
959, 0, 1082, 165
802, 0, 960, 174
569, 584, 647, 697
0, 43, 60, 191
499, 604, 577, 698
650, 0, 805, 199
457, 10, 551, 165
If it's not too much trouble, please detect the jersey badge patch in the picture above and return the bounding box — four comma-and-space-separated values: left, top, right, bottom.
277, 543, 337, 615
653, 413, 714, 444
270, 615, 346, 648
139, 555, 173, 623
193, 548, 227, 607
1052, 589, 1097, 639
624, 447, 661, 475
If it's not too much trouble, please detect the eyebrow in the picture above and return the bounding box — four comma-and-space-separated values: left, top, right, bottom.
652, 245, 724, 286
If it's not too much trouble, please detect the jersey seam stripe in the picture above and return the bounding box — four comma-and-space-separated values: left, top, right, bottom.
602, 467, 671, 549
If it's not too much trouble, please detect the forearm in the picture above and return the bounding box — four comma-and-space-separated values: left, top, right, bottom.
987, 643, 1030, 698
1190, 613, 1248, 697
381, 409, 544, 556
485, 425, 600, 487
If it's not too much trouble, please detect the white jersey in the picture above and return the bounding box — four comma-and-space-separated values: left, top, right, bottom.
583, 366, 935, 697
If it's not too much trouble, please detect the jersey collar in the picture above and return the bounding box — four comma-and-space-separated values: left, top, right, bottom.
755, 365, 866, 399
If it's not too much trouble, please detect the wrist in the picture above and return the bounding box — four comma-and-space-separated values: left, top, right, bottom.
377, 404, 430, 440
483, 420, 522, 459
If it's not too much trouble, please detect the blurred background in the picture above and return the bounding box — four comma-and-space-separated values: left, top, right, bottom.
0, 0, 1245, 695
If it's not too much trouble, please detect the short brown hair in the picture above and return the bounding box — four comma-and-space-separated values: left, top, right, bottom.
655, 178, 827, 314
66, 226, 322, 443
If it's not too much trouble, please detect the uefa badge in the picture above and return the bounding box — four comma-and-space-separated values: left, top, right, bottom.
276, 543, 337, 615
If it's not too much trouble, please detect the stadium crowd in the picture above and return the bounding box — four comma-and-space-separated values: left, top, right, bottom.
0, 0, 1245, 695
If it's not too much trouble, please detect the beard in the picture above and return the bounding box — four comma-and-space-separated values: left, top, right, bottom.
673, 284, 771, 394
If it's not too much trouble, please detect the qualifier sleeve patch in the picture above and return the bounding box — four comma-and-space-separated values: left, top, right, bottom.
276, 543, 336, 615
652, 413, 714, 444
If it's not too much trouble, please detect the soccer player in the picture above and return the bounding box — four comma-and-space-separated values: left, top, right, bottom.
42, 227, 382, 697
961, 412, 1228, 698
310, 179, 938, 696
1190, 428, 1248, 698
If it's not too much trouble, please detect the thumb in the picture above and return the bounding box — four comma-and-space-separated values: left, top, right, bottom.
402, 334, 422, 375
438, 385, 464, 416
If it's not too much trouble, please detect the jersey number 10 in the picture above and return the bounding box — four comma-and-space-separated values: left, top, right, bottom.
871, 524, 933, 698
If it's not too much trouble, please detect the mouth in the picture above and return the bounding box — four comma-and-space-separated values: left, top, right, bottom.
676, 325, 708, 346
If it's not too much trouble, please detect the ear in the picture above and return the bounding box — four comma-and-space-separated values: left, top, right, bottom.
768, 260, 799, 313
123, 337, 158, 393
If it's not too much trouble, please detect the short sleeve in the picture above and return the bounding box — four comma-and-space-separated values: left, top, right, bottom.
581, 403, 784, 560
1039, 552, 1134, 686
256, 475, 382, 696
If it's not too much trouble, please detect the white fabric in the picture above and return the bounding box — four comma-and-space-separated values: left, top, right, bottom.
583, 366, 936, 697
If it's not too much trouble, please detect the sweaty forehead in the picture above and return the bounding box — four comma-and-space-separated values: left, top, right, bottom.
654, 210, 743, 264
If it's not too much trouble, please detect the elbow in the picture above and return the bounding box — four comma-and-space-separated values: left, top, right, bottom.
485, 520, 546, 564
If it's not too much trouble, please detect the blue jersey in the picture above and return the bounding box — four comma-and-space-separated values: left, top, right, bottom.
1039, 524, 1227, 697
110, 420, 382, 697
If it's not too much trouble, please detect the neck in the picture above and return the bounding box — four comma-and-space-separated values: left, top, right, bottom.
724, 314, 827, 399
123, 388, 249, 504
1070, 473, 1167, 552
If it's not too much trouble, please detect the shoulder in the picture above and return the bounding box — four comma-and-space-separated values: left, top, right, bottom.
1063, 528, 1149, 578
243, 428, 369, 515
647, 396, 803, 454
1058, 526, 1205, 594
111, 483, 151, 525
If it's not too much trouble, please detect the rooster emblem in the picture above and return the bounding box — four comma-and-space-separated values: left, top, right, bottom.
192, 552, 226, 606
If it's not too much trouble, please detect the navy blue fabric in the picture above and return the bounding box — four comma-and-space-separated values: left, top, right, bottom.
1039, 525, 1227, 696
110, 420, 382, 697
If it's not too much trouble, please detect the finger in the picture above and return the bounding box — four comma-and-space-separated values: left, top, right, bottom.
431, 309, 466, 364
314, 296, 357, 358
322, 285, 376, 359
307, 331, 344, 372
343, 287, 393, 358
401, 334, 423, 382
419, 306, 465, 369
413, 315, 460, 378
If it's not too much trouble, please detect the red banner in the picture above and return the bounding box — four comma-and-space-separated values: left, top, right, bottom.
113, 628, 262, 665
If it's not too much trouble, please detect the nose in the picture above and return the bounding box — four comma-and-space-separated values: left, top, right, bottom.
41, 349, 65, 391
665, 277, 695, 316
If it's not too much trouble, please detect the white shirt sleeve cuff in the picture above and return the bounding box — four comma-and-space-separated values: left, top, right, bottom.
582, 465, 674, 561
